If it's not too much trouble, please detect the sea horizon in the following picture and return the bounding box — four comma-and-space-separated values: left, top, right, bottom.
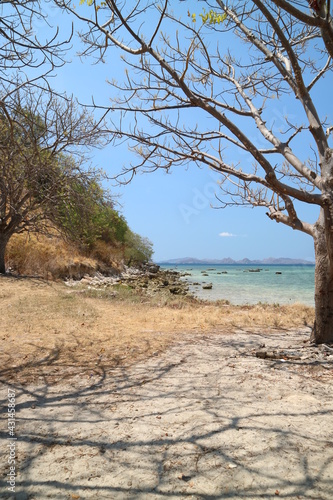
157, 257, 315, 266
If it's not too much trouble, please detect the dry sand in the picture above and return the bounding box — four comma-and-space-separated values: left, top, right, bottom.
1, 326, 333, 499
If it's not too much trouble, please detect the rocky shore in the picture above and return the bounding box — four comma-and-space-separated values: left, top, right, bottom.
64, 262, 190, 297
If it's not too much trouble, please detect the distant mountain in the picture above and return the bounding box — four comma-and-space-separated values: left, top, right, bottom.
158, 257, 315, 265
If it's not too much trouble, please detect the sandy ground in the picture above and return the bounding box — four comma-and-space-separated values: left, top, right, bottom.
1, 327, 333, 499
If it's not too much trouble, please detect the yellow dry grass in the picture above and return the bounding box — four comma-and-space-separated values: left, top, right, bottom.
6, 233, 124, 279
0, 275, 314, 386
6, 233, 98, 278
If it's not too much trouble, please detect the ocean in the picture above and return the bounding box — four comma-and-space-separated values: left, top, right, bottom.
160, 264, 315, 306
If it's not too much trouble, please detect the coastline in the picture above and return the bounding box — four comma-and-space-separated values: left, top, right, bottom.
64, 262, 190, 299
0, 272, 315, 387
160, 263, 315, 307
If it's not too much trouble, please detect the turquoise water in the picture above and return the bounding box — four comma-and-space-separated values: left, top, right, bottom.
160, 264, 315, 306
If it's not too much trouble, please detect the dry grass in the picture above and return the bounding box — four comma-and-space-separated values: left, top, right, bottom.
6, 233, 97, 278
0, 275, 314, 386
6, 233, 122, 279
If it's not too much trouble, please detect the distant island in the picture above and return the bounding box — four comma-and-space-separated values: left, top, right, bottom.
158, 257, 315, 265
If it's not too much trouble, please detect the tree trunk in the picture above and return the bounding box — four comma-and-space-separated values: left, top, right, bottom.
311, 211, 333, 344
0, 235, 8, 274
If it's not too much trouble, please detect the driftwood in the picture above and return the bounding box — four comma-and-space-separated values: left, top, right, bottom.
256, 351, 301, 360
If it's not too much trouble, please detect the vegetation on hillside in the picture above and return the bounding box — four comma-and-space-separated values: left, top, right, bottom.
0, 92, 153, 278
0, 2, 153, 278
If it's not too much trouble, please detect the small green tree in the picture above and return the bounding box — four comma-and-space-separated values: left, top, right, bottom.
56, 180, 129, 249
124, 231, 154, 266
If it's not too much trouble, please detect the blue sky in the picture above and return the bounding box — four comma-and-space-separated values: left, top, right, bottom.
33, 2, 331, 263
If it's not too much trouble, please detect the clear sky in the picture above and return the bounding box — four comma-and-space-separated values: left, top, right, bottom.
33, 2, 332, 263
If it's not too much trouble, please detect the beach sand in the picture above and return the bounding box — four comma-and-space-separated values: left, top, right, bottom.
0, 277, 332, 499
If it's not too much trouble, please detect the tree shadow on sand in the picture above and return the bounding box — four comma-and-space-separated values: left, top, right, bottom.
0, 330, 333, 499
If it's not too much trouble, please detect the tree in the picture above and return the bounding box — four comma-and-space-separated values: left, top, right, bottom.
56, 180, 129, 248
124, 231, 154, 266
56, 0, 333, 343
0, 84, 107, 274
0, 1, 114, 272
0, 0, 71, 92
271, 0, 333, 58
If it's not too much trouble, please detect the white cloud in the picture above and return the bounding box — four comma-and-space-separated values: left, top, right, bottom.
219, 232, 236, 237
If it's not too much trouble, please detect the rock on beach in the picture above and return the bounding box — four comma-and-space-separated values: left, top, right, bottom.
65, 263, 190, 297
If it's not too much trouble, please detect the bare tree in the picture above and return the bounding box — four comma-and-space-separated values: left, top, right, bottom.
271, 0, 333, 58
56, 0, 333, 343
0, 83, 107, 274
0, 2, 115, 273
0, 0, 72, 84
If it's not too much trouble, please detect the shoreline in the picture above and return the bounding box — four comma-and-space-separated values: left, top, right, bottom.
62, 262, 316, 307
3, 261, 315, 307
64, 262, 191, 299
0, 273, 315, 387
160, 263, 315, 307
